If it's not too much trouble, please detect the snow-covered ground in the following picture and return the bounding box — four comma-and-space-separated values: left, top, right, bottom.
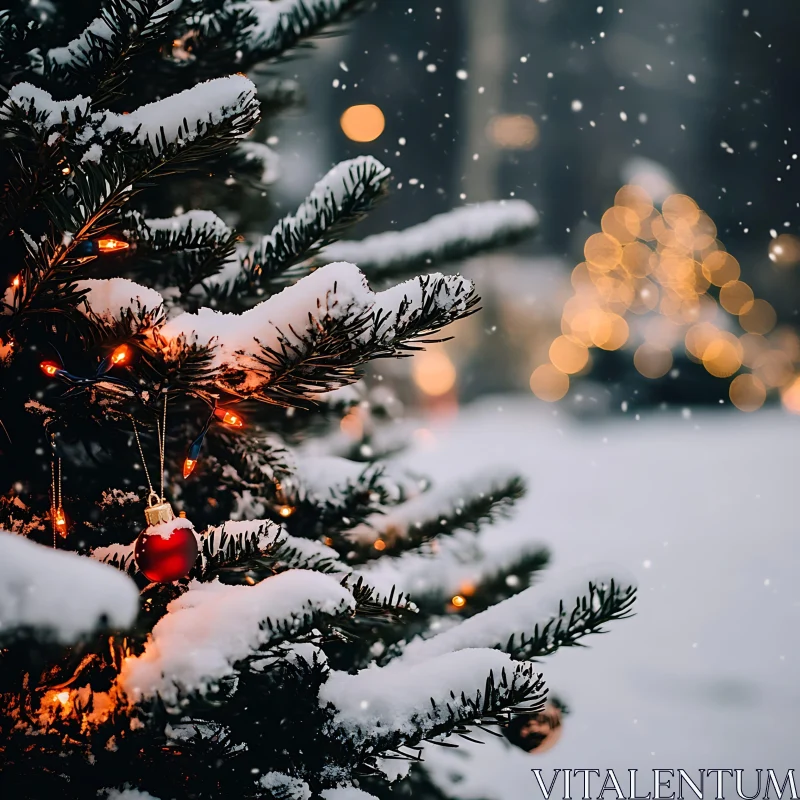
394, 398, 798, 797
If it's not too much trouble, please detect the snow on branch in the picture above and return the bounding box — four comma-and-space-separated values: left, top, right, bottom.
205, 156, 390, 299
320, 789, 379, 800
346, 470, 525, 559
44, 0, 178, 100
158, 261, 476, 403
0, 531, 139, 643
119, 570, 354, 703
234, 140, 281, 185
4, 74, 257, 160
242, 0, 357, 62
318, 200, 539, 279
355, 520, 545, 606
260, 772, 311, 799
320, 649, 545, 747
396, 578, 636, 665
77, 278, 164, 322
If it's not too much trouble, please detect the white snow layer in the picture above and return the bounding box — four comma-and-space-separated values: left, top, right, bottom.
119, 570, 354, 702
0, 531, 139, 642
76, 278, 164, 320
163, 261, 472, 385
207, 156, 390, 290
320, 200, 538, 270
246, 0, 348, 45
259, 772, 311, 799
320, 789, 379, 800
105, 790, 160, 800
237, 141, 281, 184
320, 649, 520, 739
46, 15, 113, 66
4, 75, 255, 153
144, 209, 231, 237
396, 580, 610, 665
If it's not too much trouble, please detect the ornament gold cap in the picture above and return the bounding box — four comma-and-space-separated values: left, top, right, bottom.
145, 491, 175, 526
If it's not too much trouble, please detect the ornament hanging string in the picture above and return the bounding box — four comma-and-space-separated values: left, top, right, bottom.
131, 391, 168, 504
50, 456, 62, 548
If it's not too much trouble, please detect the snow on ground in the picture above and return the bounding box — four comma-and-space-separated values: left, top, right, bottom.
392, 397, 798, 795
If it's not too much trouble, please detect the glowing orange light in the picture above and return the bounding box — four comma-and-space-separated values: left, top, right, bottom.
55, 691, 70, 705
61, 166, 71, 176
54, 508, 67, 529
215, 408, 244, 427
340, 104, 385, 143
96, 238, 130, 253
279, 505, 294, 518
11, 275, 20, 288
40, 361, 60, 377
451, 595, 467, 608
110, 344, 130, 365
373, 539, 386, 551
183, 458, 197, 478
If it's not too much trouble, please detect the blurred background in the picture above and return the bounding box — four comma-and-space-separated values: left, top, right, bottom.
262, 0, 800, 420
260, 0, 800, 791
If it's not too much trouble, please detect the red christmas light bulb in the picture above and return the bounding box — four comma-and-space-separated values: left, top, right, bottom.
96, 238, 130, 253
183, 458, 197, 478
215, 408, 244, 427
41, 361, 60, 377
111, 344, 130, 365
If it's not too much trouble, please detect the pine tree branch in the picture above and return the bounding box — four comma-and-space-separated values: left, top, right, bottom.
504, 580, 637, 660
318, 200, 539, 282
203, 157, 391, 308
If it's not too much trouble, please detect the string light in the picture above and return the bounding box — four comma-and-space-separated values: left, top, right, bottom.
373, 539, 386, 551
55, 691, 70, 705
54, 508, 67, 530
451, 594, 467, 608
215, 408, 244, 427
40, 361, 61, 377
11, 275, 20, 288
182, 458, 197, 478
110, 344, 130, 365
96, 238, 130, 253
279, 505, 294, 518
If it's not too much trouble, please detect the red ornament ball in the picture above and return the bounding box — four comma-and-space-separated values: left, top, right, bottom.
134, 519, 199, 583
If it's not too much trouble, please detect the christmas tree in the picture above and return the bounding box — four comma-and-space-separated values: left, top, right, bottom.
0, 2, 636, 798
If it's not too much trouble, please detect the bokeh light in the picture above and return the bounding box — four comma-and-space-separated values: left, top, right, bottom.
781, 376, 800, 414
633, 343, 673, 379
340, 104, 385, 142
729, 374, 767, 412
530, 364, 569, 402
487, 114, 539, 149
768, 234, 800, 268
413, 349, 457, 396
739, 299, 777, 335
549, 336, 589, 374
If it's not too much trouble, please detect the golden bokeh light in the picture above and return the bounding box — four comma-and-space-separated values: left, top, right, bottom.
487, 114, 539, 149
593, 312, 629, 350
621, 241, 653, 278
685, 322, 720, 361
739, 333, 769, 368
340, 104, 385, 142
701, 250, 740, 287
662, 194, 701, 228
584, 232, 622, 271
633, 343, 673, 379
614, 185, 654, 220
530, 364, 570, 402
549, 336, 589, 374
702, 332, 743, 378
718, 280, 754, 315
729, 374, 767, 412
412, 349, 457, 397
781, 376, 800, 414
753, 350, 794, 388
601, 206, 640, 244
451, 594, 467, 608
739, 299, 777, 335
768, 234, 800, 268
